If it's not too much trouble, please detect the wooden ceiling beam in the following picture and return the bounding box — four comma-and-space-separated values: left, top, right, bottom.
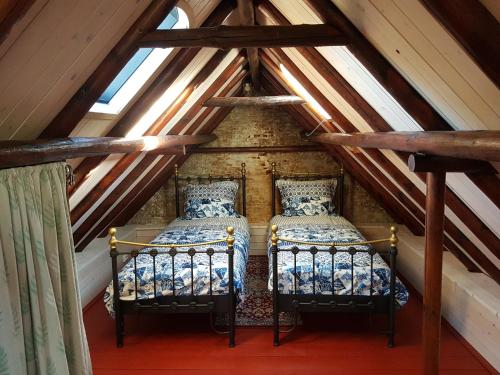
261, 51, 496, 277
311, 131, 500, 162
256, 3, 392, 134
259, 0, 500, 270
260, 63, 423, 234
262, 66, 492, 277
75, 87, 243, 251
67, 2, 237, 195
237, 0, 260, 89
266, 48, 500, 263
70, 50, 242, 231
39, 0, 179, 138
72, 58, 246, 249
304, 0, 448, 132
302, 0, 500, 208
420, 0, 500, 87
0, 0, 35, 44
263, 73, 485, 275
101, 79, 246, 238
138, 24, 348, 48
0, 135, 211, 169
114, 109, 234, 229
203, 95, 305, 106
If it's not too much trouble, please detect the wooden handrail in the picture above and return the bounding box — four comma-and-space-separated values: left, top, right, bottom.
311, 131, 500, 162
0, 135, 215, 169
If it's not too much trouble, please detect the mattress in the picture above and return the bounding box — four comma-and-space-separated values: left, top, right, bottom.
104, 216, 250, 315
267, 215, 408, 306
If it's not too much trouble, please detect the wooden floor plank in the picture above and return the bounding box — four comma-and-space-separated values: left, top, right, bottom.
84, 268, 495, 374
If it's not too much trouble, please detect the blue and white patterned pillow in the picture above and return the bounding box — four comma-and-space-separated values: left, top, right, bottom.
184, 181, 239, 219
276, 179, 337, 216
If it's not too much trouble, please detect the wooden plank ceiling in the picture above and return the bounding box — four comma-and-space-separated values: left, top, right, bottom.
1, 0, 498, 282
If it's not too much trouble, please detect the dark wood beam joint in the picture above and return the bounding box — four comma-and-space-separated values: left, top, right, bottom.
408, 154, 497, 174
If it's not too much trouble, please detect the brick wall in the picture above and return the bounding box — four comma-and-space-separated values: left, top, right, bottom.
129, 105, 392, 225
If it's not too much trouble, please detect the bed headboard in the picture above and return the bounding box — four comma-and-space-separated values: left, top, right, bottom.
174, 163, 247, 218
271, 162, 344, 217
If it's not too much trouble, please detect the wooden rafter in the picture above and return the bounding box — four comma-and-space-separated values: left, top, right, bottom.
420, 0, 500, 88
0, 135, 213, 169
303, 0, 500, 209
203, 95, 305, 106
67, 1, 237, 196
72, 55, 247, 250
138, 24, 348, 48
39, 0, 178, 138
75, 82, 245, 252
237, 0, 260, 88
261, 69, 415, 226
260, 49, 499, 278
70, 51, 243, 235
0, 0, 35, 44
258, 1, 500, 276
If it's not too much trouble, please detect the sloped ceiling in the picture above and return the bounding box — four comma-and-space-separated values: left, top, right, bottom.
0, 0, 498, 283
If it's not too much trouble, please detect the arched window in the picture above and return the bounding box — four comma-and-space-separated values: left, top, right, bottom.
90, 7, 189, 115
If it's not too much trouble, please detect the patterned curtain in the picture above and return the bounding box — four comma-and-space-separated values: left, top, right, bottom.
0, 162, 92, 374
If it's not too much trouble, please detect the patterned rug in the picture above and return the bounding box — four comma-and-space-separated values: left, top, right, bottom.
233, 256, 298, 327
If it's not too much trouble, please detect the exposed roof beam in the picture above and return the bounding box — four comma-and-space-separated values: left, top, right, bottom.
237, 0, 260, 88
39, 0, 179, 138
71, 57, 247, 249
0, 135, 213, 169
70, 51, 243, 229
0, 0, 35, 44
67, 3, 239, 195
203, 95, 305, 106
261, 50, 495, 277
138, 24, 348, 48
420, 0, 500, 87
303, 0, 500, 209
311, 131, 500, 162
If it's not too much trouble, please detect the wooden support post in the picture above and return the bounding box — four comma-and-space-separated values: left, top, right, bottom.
423, 172, 446, 375
237, 0, 260, 89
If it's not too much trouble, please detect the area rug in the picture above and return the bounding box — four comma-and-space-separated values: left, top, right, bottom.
231, 256, 299, 327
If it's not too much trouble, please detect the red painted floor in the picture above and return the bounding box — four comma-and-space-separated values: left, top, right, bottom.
84, 291, 497, 374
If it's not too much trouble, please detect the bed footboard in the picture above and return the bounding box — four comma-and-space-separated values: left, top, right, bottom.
271, 225, 399, 347
108, 226, 237, 348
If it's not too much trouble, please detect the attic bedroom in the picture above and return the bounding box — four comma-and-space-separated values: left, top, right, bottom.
0, 0, 498, 374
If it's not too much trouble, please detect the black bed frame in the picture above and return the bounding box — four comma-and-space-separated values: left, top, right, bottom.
270, 162, 398, 347
108, 163, 247, 348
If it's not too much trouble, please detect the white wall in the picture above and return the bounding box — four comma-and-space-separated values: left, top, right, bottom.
395, 226, 500, 371
75, 225, 137, 307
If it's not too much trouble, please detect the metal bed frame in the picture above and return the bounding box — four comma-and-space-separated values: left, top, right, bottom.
107, 163, 247, 348
270, 162, 399, 347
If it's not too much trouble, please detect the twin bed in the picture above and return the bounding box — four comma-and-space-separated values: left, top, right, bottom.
268, 163, 408, 347
105, 162, 408, 348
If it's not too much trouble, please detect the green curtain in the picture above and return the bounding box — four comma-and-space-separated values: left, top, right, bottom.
0, 162, 92, 374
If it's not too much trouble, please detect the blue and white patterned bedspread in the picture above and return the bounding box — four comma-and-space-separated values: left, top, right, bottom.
267, 215, 408, 306
104, 217, 250, 315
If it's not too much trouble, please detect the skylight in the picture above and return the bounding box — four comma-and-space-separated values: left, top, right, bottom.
279, 63, 331, 120
90, 7, 189, 115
